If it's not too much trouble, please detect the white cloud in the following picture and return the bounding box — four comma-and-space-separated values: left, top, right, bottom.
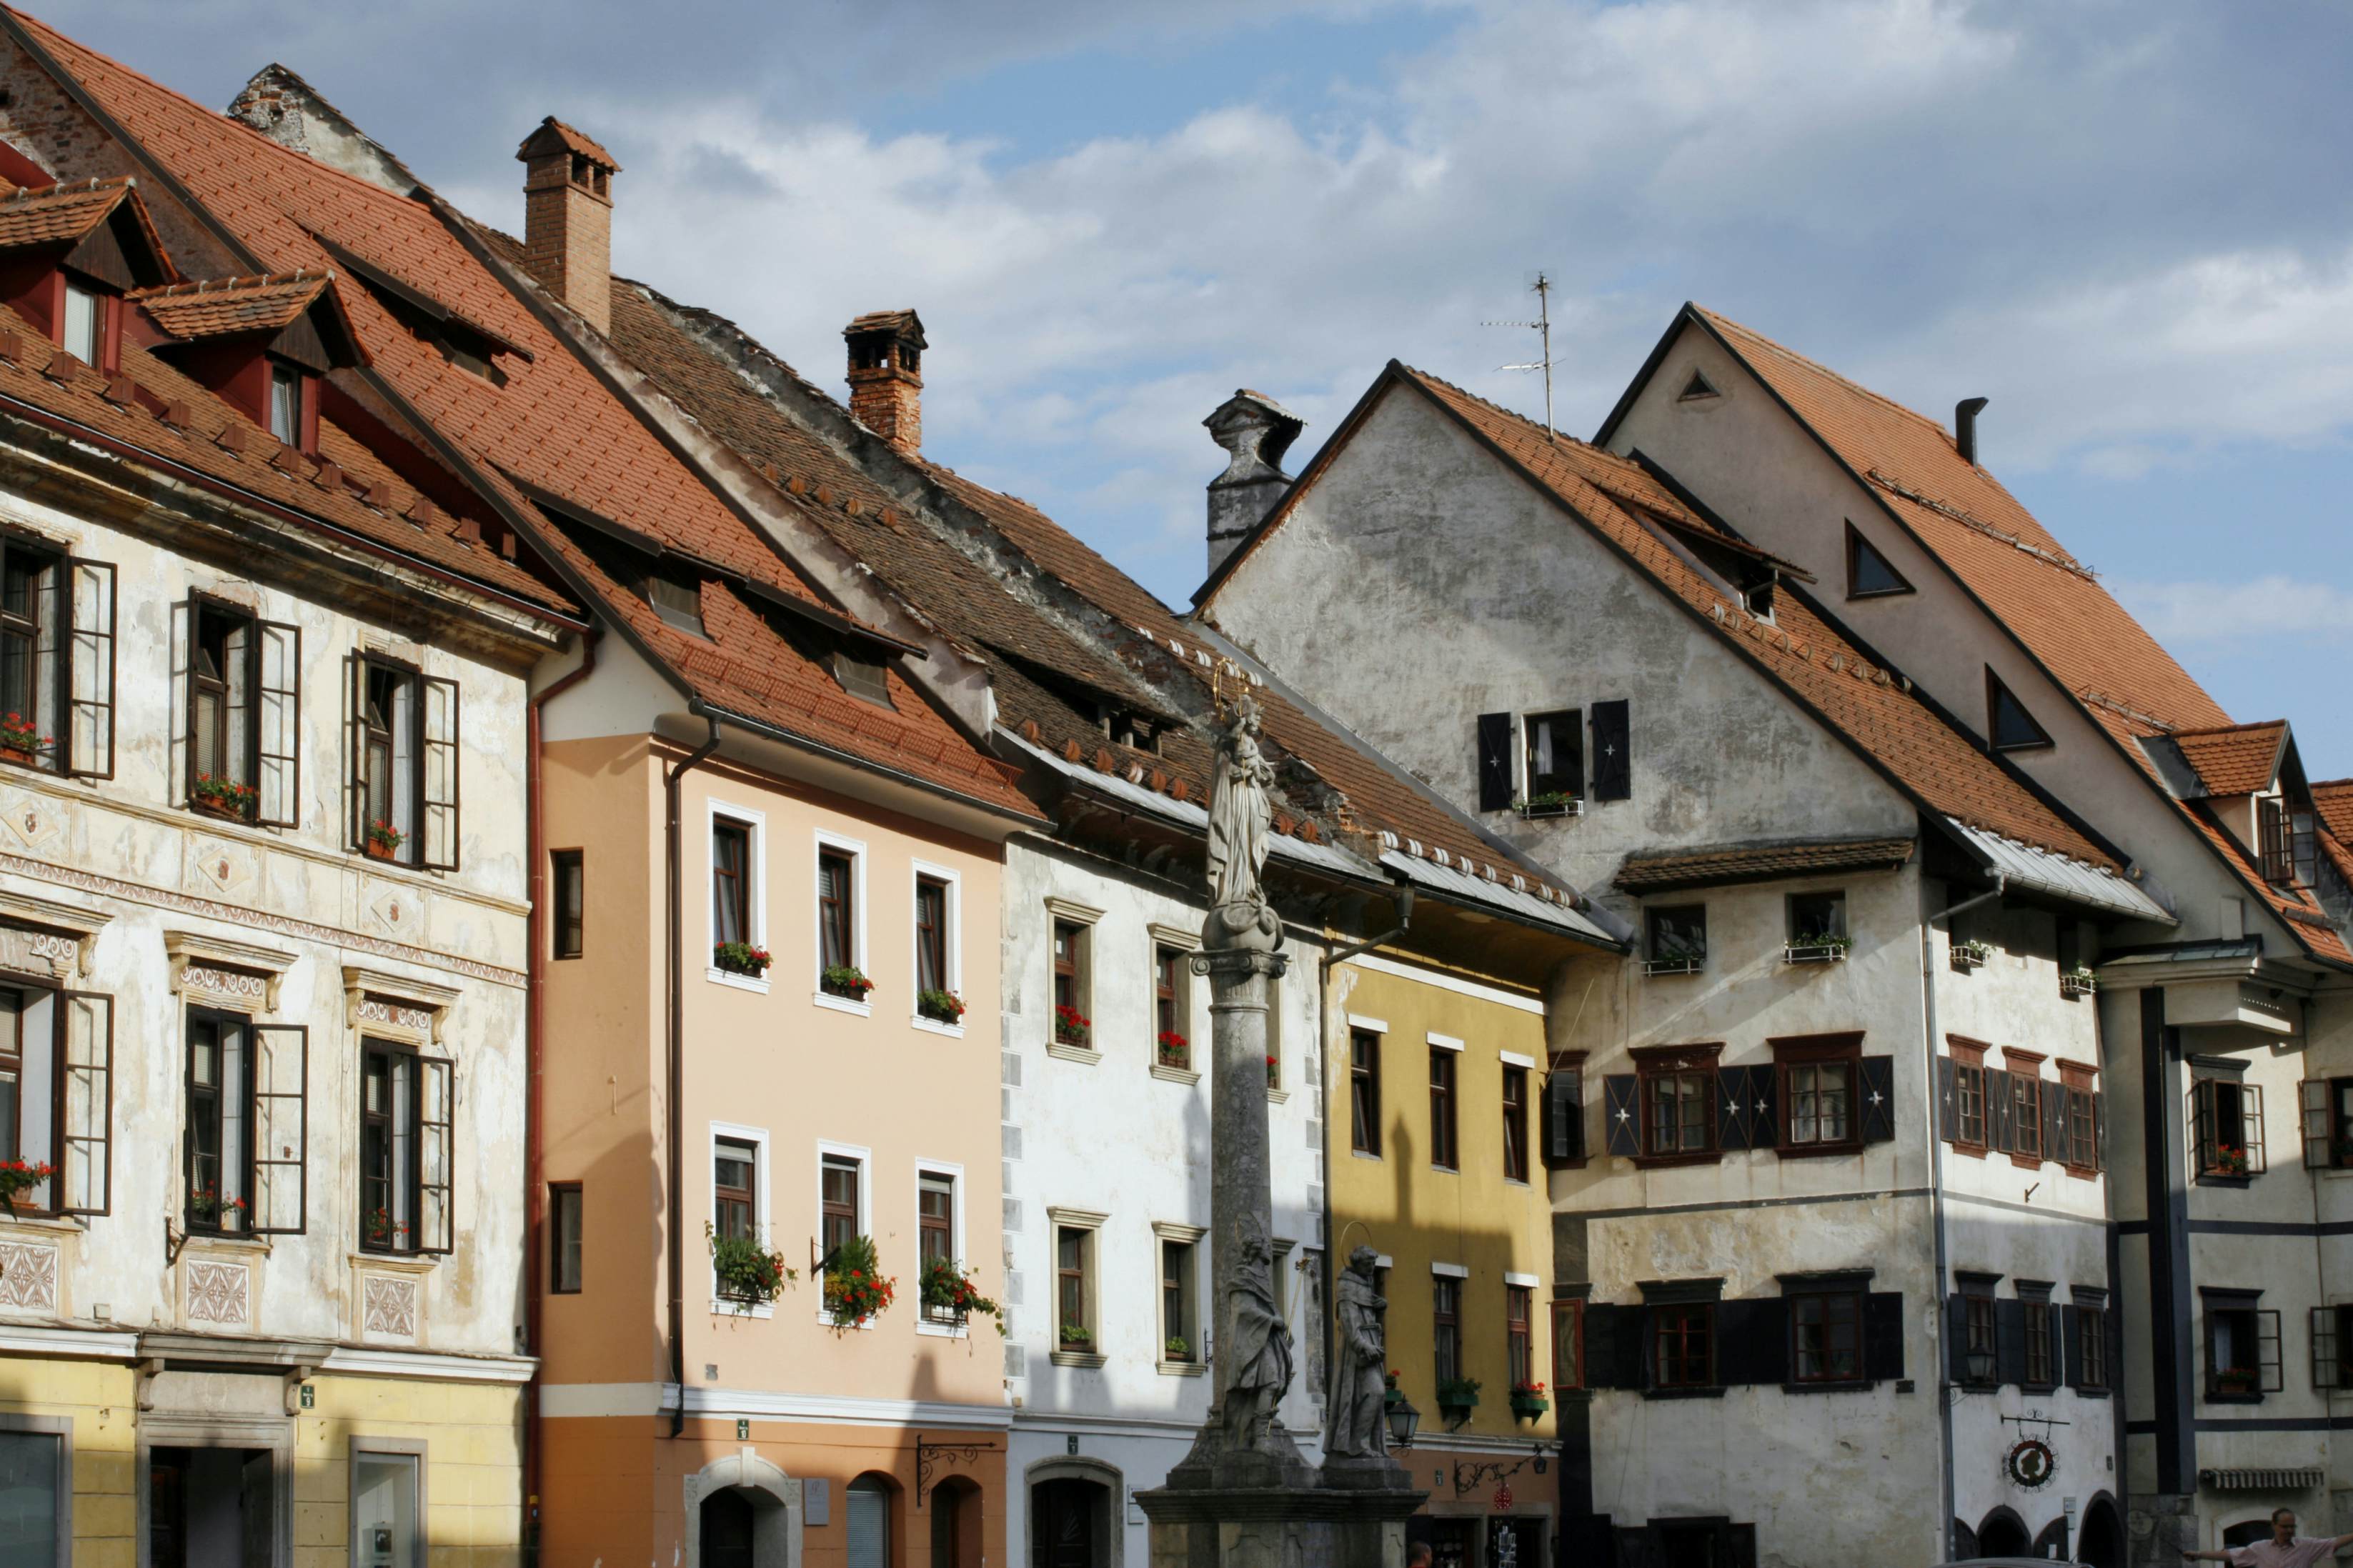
2116, 576, 2353, 647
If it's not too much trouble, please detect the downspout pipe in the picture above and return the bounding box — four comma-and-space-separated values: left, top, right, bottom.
666, 711, 725, 1437
1923, 870, 2003, 1559
523, 631, 597, 1557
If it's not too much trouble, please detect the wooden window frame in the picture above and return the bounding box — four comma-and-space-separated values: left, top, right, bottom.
1055, 1224, 1097, 1350
2202, 1296, 2282, 1400
1506, 1284, 1533, 1387
819, 1152, 862, 1264
1961, 1284, 1999, 1387
1633, 1042, 1722, 1167
346, 653, 457, 869
1050, 916, 1092, 1049
1160, 1237, 1198, 1364
2003, 1049, 2046, 1171
1501, 1064, 1529, 1184
1772, 1034, 1863, 1157
2314, 1304, 2353, 1392
1645, 904, 1707, 972
914, 875, 950, 997
1651, 1301, 1716, 1390
917, 1170, 957, 1324
1949, 1037, 1989, 1157
1785, 889, 1848, 952
2021, 1289, 2057, 1390
550, 849, 585, 961
1521, 707, 1583, 802
1432, 1275, 1463, 1386
817, 843, 860, 984
1788, 1287, 1865, 1386
2190, 1076, 2266, 1180
182, 1008, 252, 1238
1552, 1297, 1585, 1392
1155, 945, 1189, 1064
2078, 1299, 2109, 1392
1350, 1028, 1382, 1157
712, 819, 752, 949
2059, 1062, 2099, 1177
1428, 1047, 1458, 1172
549, 1181, 583, 1294
0, 533, 113, 782
357, 1036, 452, 1256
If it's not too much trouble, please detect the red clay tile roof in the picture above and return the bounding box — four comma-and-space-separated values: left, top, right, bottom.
1616, 836, 1918, 894
517, 116, 617, 171
14, 11, 1033, 817
2183, 798, 2353, 964
0, 172, 137, 249
2170, 720, 2288, 797
0, 299, 569, 609
1381, 364, 2119, 871
2314, 779, 2353, 845
1685, 306, 2232, 744
132, 268, 332, 339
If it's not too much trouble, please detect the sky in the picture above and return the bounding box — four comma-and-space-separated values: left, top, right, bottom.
34, 0, 2353, 772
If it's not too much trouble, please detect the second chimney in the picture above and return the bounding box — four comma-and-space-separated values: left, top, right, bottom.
844, 310, 926, 456
517, 116, 619, 336
1203, 389, 1304, 576
1955, 396, 1989, 467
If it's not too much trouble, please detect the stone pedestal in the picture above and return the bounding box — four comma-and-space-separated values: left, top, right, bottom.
1137, 1482, 1426, 1568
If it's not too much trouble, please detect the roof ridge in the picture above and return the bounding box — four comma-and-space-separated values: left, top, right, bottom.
1, 171, 131, 201
131, 267, 325, 298
1695, 304, 1958, 440
2169, 717, 2288, 740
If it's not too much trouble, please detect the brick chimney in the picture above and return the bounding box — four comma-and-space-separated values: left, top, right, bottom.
843, 310, 926, 456
515, 117, 620, 336
1203, 390, 1303, 574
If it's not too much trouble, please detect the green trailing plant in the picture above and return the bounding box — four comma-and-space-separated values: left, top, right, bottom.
1436, 1376, 1482, 1409
822, 965, 875, 1001
1512, 791, 1576, 815
714, 942, 772, 977
192, 773, 258, 818
917, 989, 966, 1024
707, 1222, 795, 1306
823, 1233, 895, 1329
1165, 1335, 1191, 1361
919, 1255, 1001, 1329
1059, 1322, 1095, 1348
1792, 931, 1852, 956
1951, 938, 1992, 967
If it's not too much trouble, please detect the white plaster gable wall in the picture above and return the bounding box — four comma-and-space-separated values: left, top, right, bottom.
1208, 382, 1919, 905
999, 837, 1324, 1568
1604, 323, 2261, 954
0, 481, 535, 1361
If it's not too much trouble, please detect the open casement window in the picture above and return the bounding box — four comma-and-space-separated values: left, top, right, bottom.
1501, 1065, 1529, 1183
0, 536, 114, 779
2310, 1304, 2353, 1391
1552, 1298, 1586, 1391
0, 982, 112, 1216
818, 851, 856, 972
1986, 669, 2052, 753
347, 655, 457, 869
1522, 709, 1582, 803
2203, 1297, 2282, 1398
1845, 521, 1914, 599
2302, 1078, 2353, 1170
2189, 1077, 2265, 1179
1541, 1059, 1585, 1169
357, 1039, 453, 1255
250, 1024, 307, 1234
184, 599, 299, 826
2262, 797, 2319, 889
181, 1014, 306, 1237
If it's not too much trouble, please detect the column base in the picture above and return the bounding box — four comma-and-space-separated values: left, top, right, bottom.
1136, 1483, 1427, 1568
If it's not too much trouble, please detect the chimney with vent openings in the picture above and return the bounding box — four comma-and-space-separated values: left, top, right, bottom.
1955, 396, 1989, 466
1203, 390, 1305, 575
843, 311, 925, 456
516, 117, 620, 336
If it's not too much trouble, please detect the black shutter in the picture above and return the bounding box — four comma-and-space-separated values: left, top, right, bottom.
2042, 1080, 2069, 1167
1859, 1056, 1895, 1144
1996, 1298, 2026, 1387
1936, 1056, 1957, 1144
1986, 1069, 2015, 1154
1716, 1299, 1787, 1385
1591, 699, 1631, 801
1603, 1074, 1639, 1158
1583, 1304, 1621, 1388
1476, 712, 1513, 812
1725, 1525, 1756, 1568
1543, 1070, 1584, 1168
1864, 1292, 1905, 1382
1946, 1294, 1970, 1382
1717, 1066, 1753, 1152
2062, 1304, 2082, 1388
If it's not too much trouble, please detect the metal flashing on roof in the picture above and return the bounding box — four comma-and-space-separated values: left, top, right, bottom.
1380, 849, 1621, 948
1949, 820, 2173, 924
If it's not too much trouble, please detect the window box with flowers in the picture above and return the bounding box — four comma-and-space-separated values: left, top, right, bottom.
823, 1232, 895, 1330
714, 942, 772, 979
708, 1223, 796, 1308
1509, 1380, 1549, 1421
1383, 1369, 1403, 1408
1058, 1322, 1095, 1352
188, 1187, 249, 1233
1156, 1031, 1190, 1071
1513, 792, 1581, 821
1165, 1334, 1193, 1362
2061, 965, 2097, 999
1437, 1376, 1481, 1417
0, 1158, 56, 1211
191, 774, 258, 822
2212, 1365, 2259, 1398
1054, 1004, 1092, 1049
364, 1207, 412, 1249
0, 711, 49, 769
2206, 1144, 2252, 1179
919, 1256, 1001, 1331
822, 965, 874, 1004
917, 989, 966, 1027
1786, 934, 1853, 965
364, 819, 406, 862
1950, 938, 1991, 974
1266, 1055, 1280, 1091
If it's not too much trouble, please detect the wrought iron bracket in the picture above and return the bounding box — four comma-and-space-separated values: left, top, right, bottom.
1451, 1454, 1528, 1498
915, 1432, 997, 1509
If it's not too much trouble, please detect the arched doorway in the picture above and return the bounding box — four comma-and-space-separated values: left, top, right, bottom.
1975, 1507, 2030, 1557
703, 1488, 758, 1568
931, 1477, 981, 1568
1031, 1477, 1108, 1568
2077, 1494, 2123, 1568
849, 1474, 897, 1568
2226, 1519, 2279, 1548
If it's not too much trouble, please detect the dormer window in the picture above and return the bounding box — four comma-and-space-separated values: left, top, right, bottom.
833, 649, 892, 708
647, 566, 705, 638
269, 364, 302, 446
61, 275, 104, 366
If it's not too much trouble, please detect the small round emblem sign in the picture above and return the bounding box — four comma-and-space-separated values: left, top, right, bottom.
2004, 1437, 2056, 1489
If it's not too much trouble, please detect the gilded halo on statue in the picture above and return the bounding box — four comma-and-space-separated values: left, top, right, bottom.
2004, 1437, 2056, 1489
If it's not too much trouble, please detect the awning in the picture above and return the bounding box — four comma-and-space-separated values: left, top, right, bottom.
2199, 1468, 2324, 1493
1948, 819, 2174, 924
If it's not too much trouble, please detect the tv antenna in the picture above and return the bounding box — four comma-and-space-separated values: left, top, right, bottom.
1485, 271, 1556, 441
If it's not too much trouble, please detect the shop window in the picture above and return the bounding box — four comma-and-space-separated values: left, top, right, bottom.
0, 1424, 63, 1563
353, 1450, 421, 1568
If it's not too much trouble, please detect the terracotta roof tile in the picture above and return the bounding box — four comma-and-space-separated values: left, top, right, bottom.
0, 173, 134, 249
1390, 364, 2120, 872
517, 116, 618, 171
1690, 306, 2232, 736
2314, 779, 2353, 845
1616, 836, 1918, 894
131, 269, 331, 339
2183, 799, 2353, 964
2170, 721, 2288, 797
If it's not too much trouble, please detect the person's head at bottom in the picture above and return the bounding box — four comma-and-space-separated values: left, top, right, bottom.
2274, 1509, 2299, 1545
1408, 1544, 1433, 1568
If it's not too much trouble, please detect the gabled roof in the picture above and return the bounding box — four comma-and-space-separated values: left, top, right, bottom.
6, 7, 1035, 820
132, 268, 341, 341
0, 172, 154, 254
2170, 720, 2289, 798
1616, 836, 1918, 895
1606, 304, 2232, 748
1209, 358, 2151, 907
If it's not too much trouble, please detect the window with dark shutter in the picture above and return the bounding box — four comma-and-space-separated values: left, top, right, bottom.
1542, 1062, 1584, 1168
1771, 1035, 1861, 1156
1603, 1074, 1640, 1159
1948, 1039, 1989, 1154
1845, 521, 1913, 599
1651, 1302, 1715, 1389
1552, 1298, 1585, 1391
1590, 699, 1631, 801
1959, 1283, 1999, 1387
1638, 1047, 1719, 1162
2072, 1293, 2109, 1392
1522, 709, 1582, 805
2018, 1286, 2057, 1389
1475, 712, 1513, 812
2203, 1293, 2281, 1398
1716, 1064, 1774, 1153
1856, 1056, 1895, 1144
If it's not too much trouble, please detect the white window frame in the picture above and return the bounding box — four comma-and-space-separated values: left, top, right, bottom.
812, 828, 870, 1017
705, 799, 768, 995
913, 1157, 967, 1339
909, 859, 964, 1038
815, 1138, 875, 1327
709, 1119, 772, 1318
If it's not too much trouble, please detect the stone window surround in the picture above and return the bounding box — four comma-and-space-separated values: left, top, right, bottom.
348, 1434, 430, 1568
1044, 896, 1103, 1064
1151, 1220, 1208, 1376
166, 929, 298, 1014
1048, 1204, 1108, 1369
1146, 922, 1200, 1086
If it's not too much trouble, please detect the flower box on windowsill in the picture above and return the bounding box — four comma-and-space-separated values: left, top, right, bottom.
1436, 1377, 1481, 1420
1508, 1387, 1549, 1422
2210, 1370, 2259, 1399
822, 967, 875, 1003
1513, 795, 1582, 821
189, 794, 254, 824
917, 989, 966, 1026
0, 745, 37, 769
1156, 1032, 1190, 1072
1784, 939, 1851, 965
715, 943, 772, 979
2061, 968, 2096, 999
1644, 955, 1703, 978
1950, 940, 1991, 974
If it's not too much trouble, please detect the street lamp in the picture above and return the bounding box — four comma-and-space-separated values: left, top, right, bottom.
1966, 1346, 1996, 1386
1386, 1394, 1421, 1451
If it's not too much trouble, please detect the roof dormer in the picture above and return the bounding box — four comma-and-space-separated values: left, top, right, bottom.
0, 172, 176, 374
132, 270, 364, 456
